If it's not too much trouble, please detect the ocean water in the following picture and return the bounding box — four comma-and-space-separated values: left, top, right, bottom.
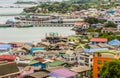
0, 0, 75, 42
0, 27, 75, 42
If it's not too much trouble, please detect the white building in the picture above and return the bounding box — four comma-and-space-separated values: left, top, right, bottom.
77, 53, 93, 68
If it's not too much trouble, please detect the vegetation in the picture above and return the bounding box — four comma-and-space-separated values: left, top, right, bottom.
99, 32, 120, 40
23, 0, 120, 14
100, 60, 120, 78
15, 1, 37, 4
104, 21, 117, 28
84, 17, 107, 24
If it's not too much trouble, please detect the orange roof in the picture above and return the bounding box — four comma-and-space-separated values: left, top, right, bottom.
75, 22, 89, 26
90, 38, 108, 42
0, 55, 16, 61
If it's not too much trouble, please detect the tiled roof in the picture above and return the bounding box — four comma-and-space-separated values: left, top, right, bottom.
90, 38, 108, 42
75, 22, 89, 26
0, 55, 16, 61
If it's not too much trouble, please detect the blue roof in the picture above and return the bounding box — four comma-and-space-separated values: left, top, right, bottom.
0, 44, 11, 50
106, 9, 115, 14
30, 47, 44, 54
6, 19, 14, 23
108, 39, 120, 46
84, 48, 109, 53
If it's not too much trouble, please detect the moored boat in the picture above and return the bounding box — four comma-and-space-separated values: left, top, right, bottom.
0, 24, 12, 28
15, 24, 33, 28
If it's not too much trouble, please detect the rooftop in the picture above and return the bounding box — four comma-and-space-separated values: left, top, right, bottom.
70, 66, 90, 73
0, 55, 16, 61
50, 68, 77, 77
90, 38, 108, 42
0, 62, 19, 76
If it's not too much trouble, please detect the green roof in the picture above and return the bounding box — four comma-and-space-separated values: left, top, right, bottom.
76, 44, 85, 49
29, 60, 39, 65
26, 55, 33, 60
47, 60, 65, 67
95, 50, 117, 54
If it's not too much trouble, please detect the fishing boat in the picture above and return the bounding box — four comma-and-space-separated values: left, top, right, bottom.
0, 24, 12, 28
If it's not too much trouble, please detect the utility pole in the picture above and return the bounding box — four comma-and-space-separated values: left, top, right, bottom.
100, 0, 102, 11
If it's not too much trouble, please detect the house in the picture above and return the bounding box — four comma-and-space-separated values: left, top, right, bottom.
23, 70, 49, 78
12, 48, 28, 56
0, 62, 20, 78
20, 66, 34, 78
0, 55, 17, 61
32, 50, 46, 57
73, 22, 90, 33
30, 60, 46, 68
90, 38, 108, 44
46, 60, 65, 68
92, 51, 119, 78
102, 28, 120, 33
30, 47, 44, 55
0, 44, 11, 51
70, 66, 91, 78
108, 39, 120, 46
63, 50, 77, 64
50, 68, 77, 78
9, 42, 25, 48
77, 53, 93, 68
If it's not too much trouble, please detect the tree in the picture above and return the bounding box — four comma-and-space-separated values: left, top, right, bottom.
84, 17, 107, 24
104, 21, 117, 28
100, 60, 120, 78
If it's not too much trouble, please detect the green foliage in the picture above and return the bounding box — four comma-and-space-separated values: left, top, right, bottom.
23, 0, 120, 14
95, 28, 103, 33
104, 21, 117, 28
87, 28, 95, 32
99, 32, 120, 40
84, 17, 107, 24
100, 60, 120, 78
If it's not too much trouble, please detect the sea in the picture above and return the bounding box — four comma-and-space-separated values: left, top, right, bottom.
0, 0, 75, 42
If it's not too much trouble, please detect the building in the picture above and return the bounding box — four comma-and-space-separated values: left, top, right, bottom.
0, 62, 20, 78
0, 55, 17, 62
102, 28, 120, 33
0, 44, 11, 51
50, 68, 77, 78
70, 66, 91, 78
77, 53, 93, 68
75, 22, 90, 29
90, 38, 108, 44
92, 51, 119, 78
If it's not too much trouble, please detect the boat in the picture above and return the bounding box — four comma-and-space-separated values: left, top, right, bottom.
16, 24, 33, 28
0, 24, 12, 28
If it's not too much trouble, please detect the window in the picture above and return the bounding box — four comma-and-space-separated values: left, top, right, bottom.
71, 58, 74, 61
98, 67, 100, 70
80, 57, 84, 60
98, 60, 102, 64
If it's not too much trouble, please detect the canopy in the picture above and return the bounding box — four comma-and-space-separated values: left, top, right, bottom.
108, 39, 120, 46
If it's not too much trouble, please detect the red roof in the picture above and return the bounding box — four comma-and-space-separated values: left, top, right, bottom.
0, 42, 5, 44
90, 38, 108, 42
0, 55, 16, 61
75, 22, 89, 26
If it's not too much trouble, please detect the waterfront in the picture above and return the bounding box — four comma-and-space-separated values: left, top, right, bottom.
0, 27, 75, 42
